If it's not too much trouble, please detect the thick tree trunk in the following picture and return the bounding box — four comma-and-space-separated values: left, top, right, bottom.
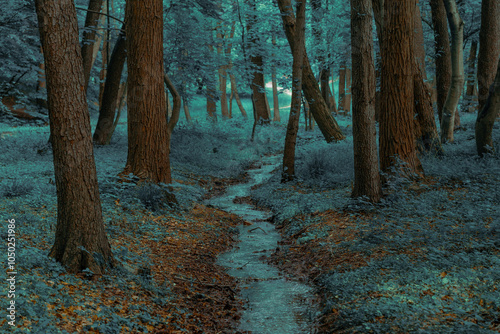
430, 0, 452, 124
277, 0, 345, 142
123, 0, 172, 183
93, 24, 126, 145
81, 0, 104, 90
476, 57, 500, 156
477, 0, 500, 113
440, 0, 464, 143
379, 0, 423, 179
465, 40, 478, 112
282, 0, 306, 182
351, 0, 382, 202
35, 0, 114, 274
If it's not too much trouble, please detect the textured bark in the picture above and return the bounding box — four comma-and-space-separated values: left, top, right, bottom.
123, 0, 171, 183
372, 0, 384, 121
379, 0, 423, 179
93, 24, 126, 145
440, 0, 464, 143
430, 0, 452, 123
477, 0, 500, 113
350, 0, 382, 202
35, 0, 114, 274
282, 0, 306, 182
81, 0, 104, 90
345, 67, 352, 113
476, 57, 500, 156
413, 0, 427, 80
465, 40, 478, 112
277, 0, 345, 142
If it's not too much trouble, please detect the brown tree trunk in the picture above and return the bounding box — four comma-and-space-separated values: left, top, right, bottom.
430, 0, 452, 124
476, 57, 500, 156
277, 0, 345, 142
206, 78, 218, 122
98, 2, 109, 107
216, 24, 230, 119
320, 68, 337, 114
123, 0, 172, 183
272, 33, 281, 122
338, 61, 346, 113
35, 0, 114, 274
379, 0, 423, 179
465, 40, 478, 112
477, 0, 500, 113
440, 0, 464, 143
282, 0, 305, 182
413, 0, 427, 80
345, 67, 352, 113
372, 0, 384, 122
229, 72, 248, 118
351, 0, 382, 202
81, 0, 105, 90
93, 24, 126, 145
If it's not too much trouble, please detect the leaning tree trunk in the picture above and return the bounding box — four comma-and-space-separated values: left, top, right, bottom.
282, 0, 306, 182
477, 0, 500, 113
123, 0, 172, 183
35, 0, 114, 274
277, 0, 345, 142
81, 0, 104, 91
379, 0, 423, 179
440, 0, 464, 143
351, 0, 382, 202
93, 24, 126, 145
476, 57, 500, 156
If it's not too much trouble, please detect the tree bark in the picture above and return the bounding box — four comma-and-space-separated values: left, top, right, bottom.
277, 0, 345, 142
272, 32, 281, 122
282, 0, 306, 182
476, 57, 500, 156
123, 0, 172, 183
477, 0, 500, 113
35, 0, 114, 274
440, 0, 464, 143
81, 0, 105, 91
379, 0, 423, 179
413, 0, 427, 80
465, 40, 478, 112
345, 67, 352, 113
351, 0, 382, 202
338, 60, 347, 113
216, 22, 230, 119
93, 24, 126, 145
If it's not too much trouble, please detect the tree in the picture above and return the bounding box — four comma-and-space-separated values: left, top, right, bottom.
477, 0, 500, 113
122, 0, 173, 183
379, 0, 423, 178
440, 0, 464, 143
81, 0, 105, 91
464, 40, 478, 112
350, 0, 382, 202
34, 0, 114, 274
475, 57, 500, 156
277, 0, 345, 142
93, 23, 126, 145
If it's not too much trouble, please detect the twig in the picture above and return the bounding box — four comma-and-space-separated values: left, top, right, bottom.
249, 227, 267, 234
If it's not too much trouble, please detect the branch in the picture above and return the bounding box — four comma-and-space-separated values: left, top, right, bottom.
75, 6, 125, 25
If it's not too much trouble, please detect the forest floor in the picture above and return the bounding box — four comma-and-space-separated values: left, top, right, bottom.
1, 100, 500, 333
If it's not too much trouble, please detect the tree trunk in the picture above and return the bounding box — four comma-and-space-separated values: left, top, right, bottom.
413, 0, 427, 80
440, 0, 464, 143
123, 0, 172, 183
277, 0, 345, 142
320, 68, 337, 114
477, 0, 500, 113
465, 40, 478, 112
93, 24, 126, 145
182, 96, 192, 122
216, 24, 230, 119
379, 0, 423, 179
282, 0, 306, 182
430, 0, 452, 124
338, 61, 346, 113
272, 33, 281, 122
372, 0, 384, 122
81, 0, 105, 91
35, 0, 114, 274
476, 57, 500, 156
206, 78, 218, 122
351, 0, 382, 202
345, 67, 352, 113
229, 72, 248, 118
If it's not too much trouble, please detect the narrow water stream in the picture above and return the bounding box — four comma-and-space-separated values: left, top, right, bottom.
207, 156, 318, 334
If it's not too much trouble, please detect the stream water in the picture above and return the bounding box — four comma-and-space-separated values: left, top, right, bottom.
207, 155, 318, 334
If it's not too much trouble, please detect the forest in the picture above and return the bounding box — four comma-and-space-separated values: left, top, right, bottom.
0, 0, 499, 333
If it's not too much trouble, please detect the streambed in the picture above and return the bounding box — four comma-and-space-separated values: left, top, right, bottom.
207, 155, 318, 334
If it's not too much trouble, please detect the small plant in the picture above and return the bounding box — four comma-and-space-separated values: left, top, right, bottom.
2, 178, 34, 197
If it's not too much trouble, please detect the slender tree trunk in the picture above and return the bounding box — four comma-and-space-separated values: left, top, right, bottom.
440, 0, 464, 143
182, 96, 191, 122
351, 0, 382, 202
81, 0, 105, 91
379, 0, 423, 179
98, 1, 109, 107
338, 60, 346, 113
272, 33, 281, 122
465, 40, 478, 112
229, 72, 248, 118
216, 23, 230, 119
477, 0, 500, 113
277, 0, 345, 142
413, 0, 427, 80
476, 57, 500, 156
206, 78, 218, 122
430, 0, 452, 124
345, 67, 352, 113
123, 0, 172, 183
282, 0, 306, 182
35, 0, 114, 274
372, 0, 384, 121
93, 24, 126, 145
320, 68, 337, 114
